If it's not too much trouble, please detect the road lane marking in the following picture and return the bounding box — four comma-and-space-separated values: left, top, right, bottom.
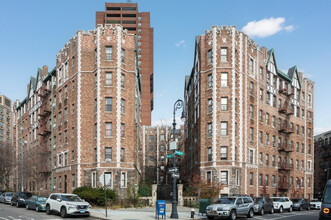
8, 217, 21, 220
0, 217, 9, 220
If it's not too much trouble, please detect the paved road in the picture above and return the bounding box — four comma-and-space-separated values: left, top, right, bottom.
0, 203, 95, 220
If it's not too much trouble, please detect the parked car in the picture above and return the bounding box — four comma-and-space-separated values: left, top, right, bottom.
0, 192, 13, 204
292, 198, 310, 211
320, 179, 331, 220
45, 193, 91, 218
252, 197, 274, 215
25, 195, 47, 212
271, 197, 293, 213
205, 196, 255, 220
311, 198, 322, 210
11, 192, 33, 207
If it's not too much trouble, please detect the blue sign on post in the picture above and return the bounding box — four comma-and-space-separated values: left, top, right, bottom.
155, 200, 166, 220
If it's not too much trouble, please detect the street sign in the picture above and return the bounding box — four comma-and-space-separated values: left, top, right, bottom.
171, 173, 180, 179
169, 141, 177, 150
168, 167, 179, 173
174, 150, 183, 156
166, 154, 174, 158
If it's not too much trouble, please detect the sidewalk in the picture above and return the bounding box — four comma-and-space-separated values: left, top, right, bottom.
90, 204, 207, 220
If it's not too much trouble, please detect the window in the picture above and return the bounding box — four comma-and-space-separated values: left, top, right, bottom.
105, 72, 112, 86
308, 144, 311, 154
249, 150, 254, 163
221, 122, 228, 136
308, 178, 311, 187
207, 171, 212, 184
121, 123, 125, 138
249, 58, 254, 75
221, 146, 227, 160
105, 122, 112, 136
149, 135, 154, 142
266, 113, 269, 125
266, 133, 270, 145
272, 116, 276, 127
308, 128, 311, 137
208, 74, 212, 88
149, 156, 153, 162
260, 89, 263, 101
221, 97, 227, 111
250, 82, 254, 95
121, 172, 127, 188
64, 130, 68, 144
259, 131, 263, 144
207, 49, 212, 64
221, 48, 227, 62
301, 143, 305, 153
105, 97, 112, 112
208, 123, 212, 137
160, 145, 165, 152
272, 175, 276, 186
64, 152, 68, 166
208, 99, 212, 113
121, 48, 125, 63
220, 171, 228, 185
266, 154, 269, 165
120, 148, 125, 162
272, 155, 275, 167
250, 172, 253, 185
59, 176, 62, 189
208, 147, 212, 161
105, 46, 112, 60
121, 74, 125, 88
249, 105, 253, 118
308, 161, 311, 171
266, 174, 269, 186
259, 67, 263, 80
250, 127, 254, 141
221, 73, 228, 87
259, 152, 263, 165
160, 135, 165, 141
121, 99, 125, 113
259, 110, 263, 122
259, 174, 263, 186
105, 147, 112, 160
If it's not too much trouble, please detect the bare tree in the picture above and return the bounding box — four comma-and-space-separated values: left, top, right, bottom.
0, 141, 13, 190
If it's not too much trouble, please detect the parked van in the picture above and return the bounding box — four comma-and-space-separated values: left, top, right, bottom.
320, 179, 331, 220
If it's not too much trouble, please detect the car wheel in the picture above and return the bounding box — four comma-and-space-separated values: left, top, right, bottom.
229, 210, 237, 220
260, 208, 264, 215
247, 208, 254, 218
60, 207, 67, 218
36, 206, 39, 212
46, 205, 51, 215
289, 206, 293, 212
26, 204, 29, 210
207, 216, 214, 220
299, 206, 302, 211
16, 201, 19, 208
270, 207, 274, 214
279, 206, 283, 213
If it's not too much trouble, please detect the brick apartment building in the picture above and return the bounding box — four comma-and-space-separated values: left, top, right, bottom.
13, 25, 142, 197
142, 125, 184, 185
314, 131, 331, 199
0, 95, 12, 144
183, 25, 315, 199
96, 2, 154, 126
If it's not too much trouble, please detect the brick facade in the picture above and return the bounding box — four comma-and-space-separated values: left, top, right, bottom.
13, 25, 142, 198
183, 25, 314, 199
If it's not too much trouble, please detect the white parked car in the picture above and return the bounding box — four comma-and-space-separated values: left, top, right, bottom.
310, 198, 321, 209
270, 197, 293, 213
45, 193, 91, 218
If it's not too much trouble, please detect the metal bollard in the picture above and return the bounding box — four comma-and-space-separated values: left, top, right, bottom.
191, 208, 195, 218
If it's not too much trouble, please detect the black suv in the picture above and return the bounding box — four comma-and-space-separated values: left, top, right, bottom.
292, 198, 310, 211
252, 197, 274, 215
11, 192, 33, 207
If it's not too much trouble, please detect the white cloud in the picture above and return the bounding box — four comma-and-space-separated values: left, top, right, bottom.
175, 40, 186, 47
315, 127, 331, 136
242, 17, 293, 38
152, 117, 184, 127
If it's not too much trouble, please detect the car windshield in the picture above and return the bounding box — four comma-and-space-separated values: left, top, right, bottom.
19, 193, 32, 199
215, 198, 236, 204
292, 199, 301, 203
271, 198, 282, 202
323, 184, 331, 204
61, 195, 83, 202
253, 197, 263, 203
5, 193, 13, 196
37, 197, 47, 202
311, 199, 319, 202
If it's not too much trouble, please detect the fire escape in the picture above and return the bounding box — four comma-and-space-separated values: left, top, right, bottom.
37, 85, 52, 174
278, 86, 294, 193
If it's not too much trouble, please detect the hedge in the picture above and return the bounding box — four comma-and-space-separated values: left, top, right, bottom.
73, 186, 116, 206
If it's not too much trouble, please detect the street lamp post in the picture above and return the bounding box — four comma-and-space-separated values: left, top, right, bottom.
170, 99, 184, 219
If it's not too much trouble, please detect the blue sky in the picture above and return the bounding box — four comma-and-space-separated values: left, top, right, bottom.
0, 0, 330, 134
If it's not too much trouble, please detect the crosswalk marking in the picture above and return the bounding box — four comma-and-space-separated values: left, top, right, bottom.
0, 217, 9, 220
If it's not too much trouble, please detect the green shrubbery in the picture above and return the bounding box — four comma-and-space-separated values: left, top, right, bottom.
73, 186, 116, 206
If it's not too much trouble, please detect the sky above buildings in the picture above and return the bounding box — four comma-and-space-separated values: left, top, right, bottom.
0, 0, 330, 134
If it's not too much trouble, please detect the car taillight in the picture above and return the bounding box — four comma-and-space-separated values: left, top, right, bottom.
323, 208, 330, 214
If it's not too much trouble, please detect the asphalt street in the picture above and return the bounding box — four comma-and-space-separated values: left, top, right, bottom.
0, 203, 95, 220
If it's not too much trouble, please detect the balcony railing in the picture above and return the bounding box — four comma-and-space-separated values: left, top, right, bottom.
278, 163, 293, 171
278, 181, 290, 190
278, 102, 294, 115
278, 143, 294, 152
38, 86, 51, 98
38, 105, 51, 117
279, 122, 294, 134
38, 124, 51, 136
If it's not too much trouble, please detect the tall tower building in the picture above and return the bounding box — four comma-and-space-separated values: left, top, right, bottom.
183, 25, 314, 199
96, 2, 154, 126
0, 95, 12, 144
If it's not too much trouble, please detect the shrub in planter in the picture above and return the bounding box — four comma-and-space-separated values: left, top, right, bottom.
73, 186, 116, 206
